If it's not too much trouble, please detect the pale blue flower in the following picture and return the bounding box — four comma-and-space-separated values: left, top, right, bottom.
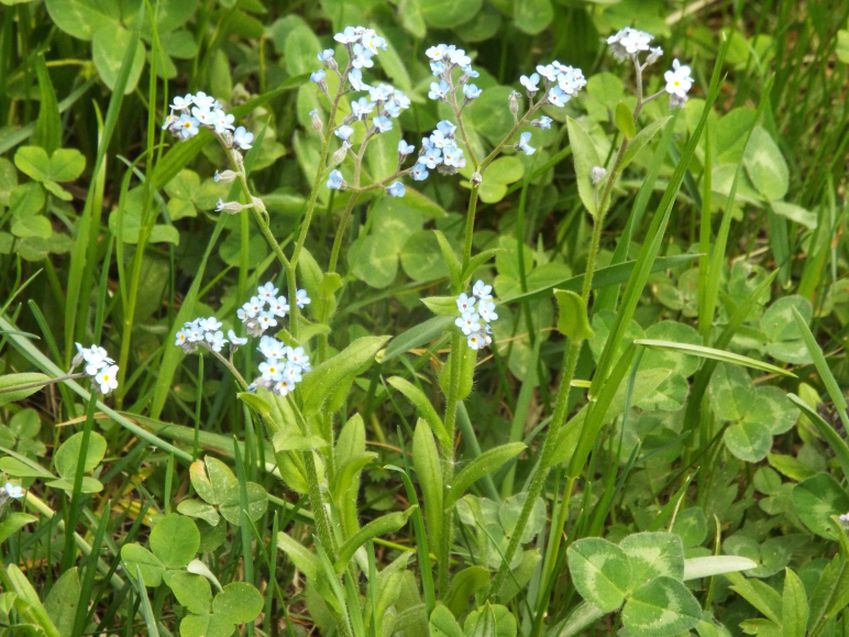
520, 73, 540, 93
463, 83, 482, 100
233, 126, 254, 149
386, 181, 406, 197
398, 139, 415, 156
373, 115, 393, 133
428, 80, 450, 101
411, 163, 429, 181
327, 169, 345, 190
533, 116, 553, 130
335, 125, 354, 141
295, 289, 311, 309
518, 132, 536, 156
310, 69, 326, 84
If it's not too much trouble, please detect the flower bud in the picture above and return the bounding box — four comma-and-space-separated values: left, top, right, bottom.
310, 108, 323, 133
331, 142, 350, 166
508, 91, 520, 122
214, 169, 238, 184
471, 171, 483, 186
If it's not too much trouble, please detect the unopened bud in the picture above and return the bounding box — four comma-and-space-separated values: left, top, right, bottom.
331, 142, 350, 166
471, 171, 483, 186
215, 198, 252, 215
309, 108, 323, 133
508, 91, 520, 122
214, 169, 238, 184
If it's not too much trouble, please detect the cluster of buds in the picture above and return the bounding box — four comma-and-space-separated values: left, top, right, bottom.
455, 280, 498, 351
73, 344, 119, 394
162, 91, 254, 149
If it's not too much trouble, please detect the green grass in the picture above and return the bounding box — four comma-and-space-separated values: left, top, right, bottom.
1, 1, 849, 635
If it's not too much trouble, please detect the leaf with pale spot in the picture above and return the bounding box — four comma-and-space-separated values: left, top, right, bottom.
567, 538, 632, 612
621, 576, 701, 636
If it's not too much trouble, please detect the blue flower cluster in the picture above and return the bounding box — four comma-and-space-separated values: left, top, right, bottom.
413, 120, 466, 179
253, 335, 312, 397
455, 280, 498, 350
425, 43, 481, 105
236, 281, 310, 337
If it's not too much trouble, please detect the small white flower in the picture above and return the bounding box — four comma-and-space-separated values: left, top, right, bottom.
273, 378, 294, 396
233, 126, 254, 150
520, 73, 540, 93
664, 58, 693, 107
257, 312, 277, 332
95, 364, 119, 394
591, 166, 607, 185
3, 482, 24, 499
257, 282, 278, 302
478, 298, 498, 322
455, 310, 482, 336
259, 359, 284, 382
472, 280, 493, 300
456, 293, 475, 314
286, 346, 311, 371
259, 335, 285, 360
295, 289, 311, 309
205, 330, 227, 352
517, 131, 536, 156
227, 329, 248, 347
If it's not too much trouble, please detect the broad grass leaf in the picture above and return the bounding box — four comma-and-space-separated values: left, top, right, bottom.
792, 473, 849, 539
621, 576, 701, 636
554, 289, 594, 341
44, 567, 79, 637
463, 603, 517, 637
566, 537, 631, 612
150, 513, 200, 568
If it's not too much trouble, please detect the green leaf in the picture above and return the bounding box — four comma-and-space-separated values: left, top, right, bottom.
44, 567, 79, 637
614, 101, 636, 139
150, 513, 200, 568
744, 126, 788, 201
418, 0, 482, 28
335, 507, 416, 571
12, 214, 52, 239
635, 339, 794, 377
620, 532, 684, 584
176, 498, 220, 526
566, 116, 602, 219
92, 26, 146, 94
682, 555, 759, 580
211, 582, 263, 624
401, 230, 450, 282
513, 0, 552, 34
218, 481, 267, 526
0, 512, 37, 544
44, 0, 120, 40
781, 569, 808, 637
10, 182, 46, 219
566, 537, 632, 612
724, 420, 773, 463
463, 602, 517, 637
190, 456, 237, 506
299, 335, 390, 416
53, 431, 107, 479
430, 604, 464, 637
792, 473, 849, 539
276, 531, 318, 580
389, 377, 449, 450
120, 543, 165, 587
621, 576, 701, 636
445, 442, 525, 509
554, 289, 594, 340
163, 571, 211, 615
349, 234, 398, 288
413, 419, 443, 563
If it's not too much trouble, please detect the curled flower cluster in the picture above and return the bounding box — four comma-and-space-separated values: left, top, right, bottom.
606, 28, 693, 107
414, 120, 466, 179
455, 280, 498, 351
162, 91, 254, 150
425, 43, 481, 104
250, 335, 312, 396
333, 26, 387, 68
73, 343, 119, 394
2, 481, 24, 500
236, 281, 310, 337
175, 317, 245, 354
